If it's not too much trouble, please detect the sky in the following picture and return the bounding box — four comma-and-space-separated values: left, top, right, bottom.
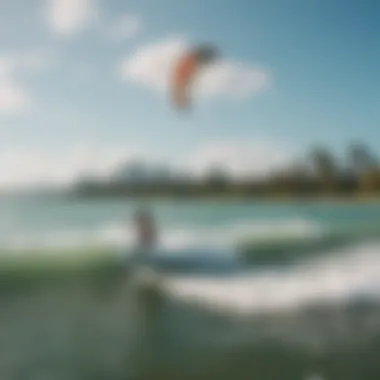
0, 0, 379, 187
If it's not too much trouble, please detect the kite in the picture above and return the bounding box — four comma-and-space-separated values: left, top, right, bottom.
170, 44, 219, 110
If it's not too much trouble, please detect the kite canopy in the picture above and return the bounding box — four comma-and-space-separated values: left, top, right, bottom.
193, 44, 219, 64
170, 44, 219, 110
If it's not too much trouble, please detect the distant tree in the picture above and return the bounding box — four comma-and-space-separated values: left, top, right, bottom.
310, 147, 338, 186
204, 165, 229, 187
154, 164, 172, 182
348, 141, 377, 173
347, 141, 379, 193
309, 146, 338, 192
112, 160, 147, 184
269, 159, 308, 195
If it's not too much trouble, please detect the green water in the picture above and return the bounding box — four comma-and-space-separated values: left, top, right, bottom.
1, 195, 380, 379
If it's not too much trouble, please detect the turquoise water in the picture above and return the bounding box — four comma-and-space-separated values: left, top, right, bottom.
2, 194, 380, 251
2, 194, 380, 379
3, 194, 380, 306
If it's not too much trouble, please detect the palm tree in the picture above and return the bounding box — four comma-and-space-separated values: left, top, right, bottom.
347, 141, 379, 193
348, 141, 377, 173
309, 146, 338, 193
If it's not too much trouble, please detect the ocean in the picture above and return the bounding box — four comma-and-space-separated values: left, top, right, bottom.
1, 194, 380, 379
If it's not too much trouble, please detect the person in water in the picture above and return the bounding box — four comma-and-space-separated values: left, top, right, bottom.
132, 207, 162, 301
133, 207, 157, 253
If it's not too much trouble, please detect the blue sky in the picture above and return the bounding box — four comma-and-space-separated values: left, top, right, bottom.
0, 0, 379, 186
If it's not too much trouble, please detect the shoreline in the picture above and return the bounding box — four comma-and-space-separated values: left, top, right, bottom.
68, 192, 380, 205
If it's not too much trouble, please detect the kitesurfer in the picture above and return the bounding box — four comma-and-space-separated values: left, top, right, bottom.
133, 207, 157, 261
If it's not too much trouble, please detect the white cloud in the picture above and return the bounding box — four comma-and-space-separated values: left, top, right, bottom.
0, 140, 294, 188
108, 14, 142, 42
0, 56, 31, 114
0, 79, 30, 113
0, 57, 13, 77
121, 37, 270, 102
0, 144, 142, 188
0, 49, 55, 114
46, 0, 98, 36
184, 140, 294, 179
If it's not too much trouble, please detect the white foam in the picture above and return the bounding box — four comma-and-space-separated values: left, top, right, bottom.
0, 217, 324, 253
162, 242, 380, 315
228, 217, 325, 242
